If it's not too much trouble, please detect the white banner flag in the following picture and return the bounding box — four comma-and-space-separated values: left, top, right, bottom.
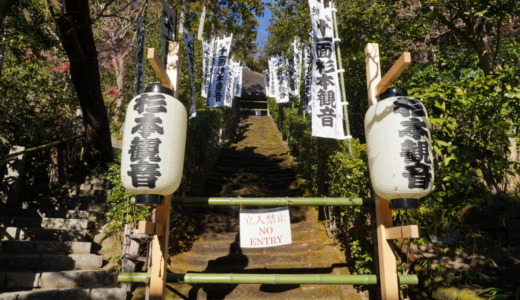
292, 39, 303, 97
224, 59, 236, 107
183, 28, 197, 118
201, 39, 214, 98
268, 57, 277, 98
303, 45, 313, 113
308, 0, 346, 139
233, 62, 242, 98
263, 70, 269, 97
275, 56, 289, 104
208, 35, 233, 108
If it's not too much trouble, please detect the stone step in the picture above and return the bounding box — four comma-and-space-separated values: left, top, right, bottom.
0, 270, 119, 292
0, 208, 103, 222
17, 201, 108, 213
1, 227, 89, 242
0, 287, 127, 300
0, 240, 92, 254
0, 253, 102, 272
170, 281, 364, 300
205, 175, 297, 186
172, 246, 346, 272
0, 216, 92, 230
182, 237, 334, 258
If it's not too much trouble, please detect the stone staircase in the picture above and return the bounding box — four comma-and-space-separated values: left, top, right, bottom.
166, 116, 367, 299
0, 176, 126, 300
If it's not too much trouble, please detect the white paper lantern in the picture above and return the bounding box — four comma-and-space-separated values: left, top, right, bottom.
364, 95, 434, 208
121, 84, 187, 204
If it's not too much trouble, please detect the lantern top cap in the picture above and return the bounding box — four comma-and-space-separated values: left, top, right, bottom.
378, 88, 408, 101
145, 83, 173, 96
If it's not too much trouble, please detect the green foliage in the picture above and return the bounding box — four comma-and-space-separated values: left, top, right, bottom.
105, 153, 151, 235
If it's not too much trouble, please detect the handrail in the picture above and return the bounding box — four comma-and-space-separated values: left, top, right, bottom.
0, 134, 84, 163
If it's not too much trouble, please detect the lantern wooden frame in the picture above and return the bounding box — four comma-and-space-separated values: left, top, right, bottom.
365, 43, 420, 299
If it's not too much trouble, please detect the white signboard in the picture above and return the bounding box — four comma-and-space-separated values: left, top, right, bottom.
240, 207, 292, 248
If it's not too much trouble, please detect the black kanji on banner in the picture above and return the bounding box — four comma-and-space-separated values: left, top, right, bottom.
134, 13, 146, 95
161, 1, 177, 66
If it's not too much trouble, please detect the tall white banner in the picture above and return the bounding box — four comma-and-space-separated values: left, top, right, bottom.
201, 39, 213, 98
263, 70, 270, 97
303, 45, 313, 113
268, 57, 277, 98
275, 56, 289, 104
224, 59, 235, 107
208, 35, 233, 108
292, 39, 303, 97
233, 62, 242, 98
308, 0, 346, 139
183, 28, 197, 118
288, 48, 297, 96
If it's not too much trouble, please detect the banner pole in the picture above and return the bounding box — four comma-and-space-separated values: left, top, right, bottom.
331, 3, 352, 152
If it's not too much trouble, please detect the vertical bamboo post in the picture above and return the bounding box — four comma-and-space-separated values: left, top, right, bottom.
331, 2, 352, 153
364, 43, 399, 300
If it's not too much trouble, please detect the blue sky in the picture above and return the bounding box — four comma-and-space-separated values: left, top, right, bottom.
255, 1, 272, 49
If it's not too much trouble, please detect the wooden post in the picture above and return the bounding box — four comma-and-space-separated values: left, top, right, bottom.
364, 43, 399, 300
148, 195, 171, 300
376, 52, 411, 96
197, 5, 206, 41
146, 41, 181, 300
147, 48, 173, 91
166, 41, 180, 98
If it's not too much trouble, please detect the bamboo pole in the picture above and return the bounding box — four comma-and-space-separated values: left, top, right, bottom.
0, 134, 84, 163
171, 197, 374, 206
118, 273, 419, 286
331, 2, 353, 153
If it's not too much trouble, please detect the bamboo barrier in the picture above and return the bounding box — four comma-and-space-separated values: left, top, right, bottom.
171, 197, 374, 206
118, 272, 419, 286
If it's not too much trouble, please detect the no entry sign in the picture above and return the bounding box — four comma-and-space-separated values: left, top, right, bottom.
239, 207, 292, 248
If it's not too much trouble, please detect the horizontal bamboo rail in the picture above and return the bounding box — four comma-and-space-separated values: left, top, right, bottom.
118, 272, 418, 285
0, 134, 84, 164
170, 197, 374, 206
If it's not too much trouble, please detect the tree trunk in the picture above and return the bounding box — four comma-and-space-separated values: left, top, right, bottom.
54, 0, 113, 168
112, 54, 126, 126
0, 0, 16, 27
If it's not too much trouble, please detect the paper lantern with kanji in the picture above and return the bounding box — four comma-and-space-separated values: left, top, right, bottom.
121, 84, 187, 205
364, 94, 434, 209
